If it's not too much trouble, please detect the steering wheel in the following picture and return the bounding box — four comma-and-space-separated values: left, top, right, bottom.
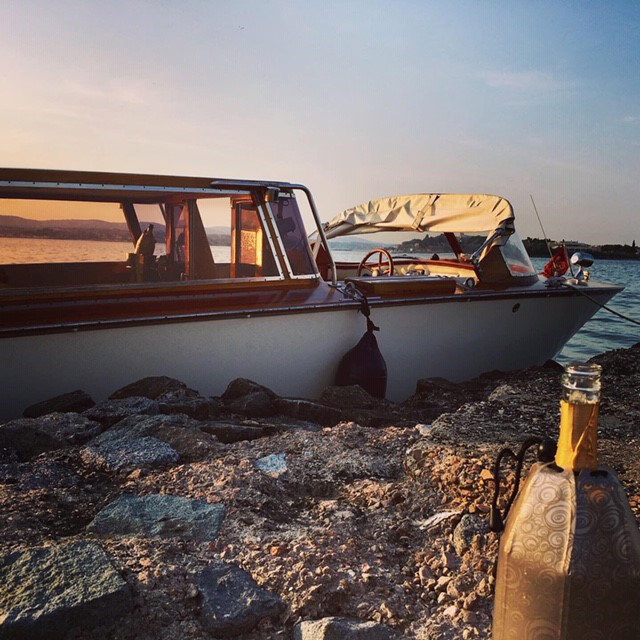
357, 248, 395, 277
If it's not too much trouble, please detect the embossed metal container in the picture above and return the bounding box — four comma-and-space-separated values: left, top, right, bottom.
492, 364, 640, 640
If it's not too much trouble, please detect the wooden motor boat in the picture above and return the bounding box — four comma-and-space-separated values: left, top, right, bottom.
0, 169, 622, 419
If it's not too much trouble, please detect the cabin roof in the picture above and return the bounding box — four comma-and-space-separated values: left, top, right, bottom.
0, 168, 303, 202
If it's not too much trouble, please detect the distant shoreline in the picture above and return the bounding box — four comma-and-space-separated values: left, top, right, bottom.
1, 232, 638, 261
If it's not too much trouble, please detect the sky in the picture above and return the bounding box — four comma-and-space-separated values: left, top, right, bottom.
1, 0, 639, 244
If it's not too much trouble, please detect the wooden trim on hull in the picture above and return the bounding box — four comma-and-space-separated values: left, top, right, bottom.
0, 282, 622, 339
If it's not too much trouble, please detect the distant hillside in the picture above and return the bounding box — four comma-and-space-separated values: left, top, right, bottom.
328, 237, 377, 250
0, 214, 164, 243
395, 234, 486, 254
523, 237, 639, 261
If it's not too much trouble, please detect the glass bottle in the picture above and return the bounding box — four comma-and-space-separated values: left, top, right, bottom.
555, 362, 601, 471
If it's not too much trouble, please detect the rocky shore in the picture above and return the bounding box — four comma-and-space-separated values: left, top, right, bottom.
1, 343, 639, 640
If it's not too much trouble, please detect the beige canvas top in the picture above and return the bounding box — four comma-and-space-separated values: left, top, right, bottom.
323, 193, 514, 238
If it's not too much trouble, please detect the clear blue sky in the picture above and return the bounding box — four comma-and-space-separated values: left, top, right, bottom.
1, 0, 638, 243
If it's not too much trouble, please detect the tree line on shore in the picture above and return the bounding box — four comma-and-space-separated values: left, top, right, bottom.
396, 234, 639, 261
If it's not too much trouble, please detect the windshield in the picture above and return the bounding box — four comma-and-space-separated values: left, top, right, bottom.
500, 232, 536, 276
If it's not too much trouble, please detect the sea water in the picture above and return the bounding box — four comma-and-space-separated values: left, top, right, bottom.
0, 237, 637, 362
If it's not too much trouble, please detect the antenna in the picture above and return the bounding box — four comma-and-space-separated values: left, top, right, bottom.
529, 195, 553, 258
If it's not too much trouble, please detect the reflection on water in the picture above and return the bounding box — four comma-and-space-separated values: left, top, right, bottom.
0, 237, 231, 263
1, 238, 637, 362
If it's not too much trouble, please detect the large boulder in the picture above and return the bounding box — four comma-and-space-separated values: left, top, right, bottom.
83, 397, 159, 428
293, 617, 402, 640
0, 419, 60, 461
87, 494, 225, 540
221, 378, 278, 418
0, 541, 132, 640
81, 413, 218, 468
275, 398, 343, 426
80, 436, 178, 474
33, 412, 102, 445
320, 385, 384, 411
157, 389, 222, 420
22, 390, 95, 418
195, 562, 285, 636
221, 378, 277, 402
109, 375, 191, 400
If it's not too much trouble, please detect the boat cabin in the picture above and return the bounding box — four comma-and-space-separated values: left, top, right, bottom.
0, 170, 537, 314
0, 170, 322, 293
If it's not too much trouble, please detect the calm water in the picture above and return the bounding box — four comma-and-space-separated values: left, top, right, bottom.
1, 237, 637, 363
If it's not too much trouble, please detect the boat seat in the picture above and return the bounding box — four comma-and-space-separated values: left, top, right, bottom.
344, 275, 457, 296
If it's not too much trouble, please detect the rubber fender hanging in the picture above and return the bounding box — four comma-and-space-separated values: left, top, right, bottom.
335, 326, 387, 398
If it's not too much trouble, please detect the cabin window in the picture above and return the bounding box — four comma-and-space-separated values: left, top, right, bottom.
0, 194, 283, 289
194, 196, 280, 280
268, 195, 317, 276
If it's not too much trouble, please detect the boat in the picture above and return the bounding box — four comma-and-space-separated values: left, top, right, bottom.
0, 169, 622, 419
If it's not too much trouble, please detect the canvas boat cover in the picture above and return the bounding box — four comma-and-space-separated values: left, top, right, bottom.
323, 194, 514, 238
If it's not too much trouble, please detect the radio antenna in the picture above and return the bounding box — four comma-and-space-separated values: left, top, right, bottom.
529, 195, 553, 258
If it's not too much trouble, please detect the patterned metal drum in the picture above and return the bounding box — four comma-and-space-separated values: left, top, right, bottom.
492, 462, 640, 639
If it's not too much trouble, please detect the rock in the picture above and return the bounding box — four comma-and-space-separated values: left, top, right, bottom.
226, 391, 276, 418
105, 412, 200, 437
87, 494, 225, 540
195, 562, 285, 636
109, 375, 190, 400
276, 398, 343, 426
13, 458, 81, 490
81, 413, 219, 469
487, 384, 520, 402
22, 390, 95, 418
417, 510, 461, 532
81, 436, 178, 473
0, 541, 132, 639
199, 421, 267, 444
0, 419, 60, 461
153, 425, 220, 462
83, 397, 159, 427
320, 385, 383, 410
255, 453, 287, 478
221, 378, 277, 402
158, 390, 221, 420
443, 605, 459, 618
293, 616, 401, 639
222, 379, 278, 418
34, 412, 102, 445
453, 514, 489, 556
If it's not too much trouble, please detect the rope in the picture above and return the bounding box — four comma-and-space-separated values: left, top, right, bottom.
564, 283, 640, 327
334, 282, 379, 331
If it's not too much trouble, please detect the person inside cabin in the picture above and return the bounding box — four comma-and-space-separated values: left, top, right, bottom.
135, 224, 156, 259
134, 224, 157, 281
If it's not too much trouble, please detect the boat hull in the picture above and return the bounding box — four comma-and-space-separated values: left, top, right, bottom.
0, 285, 618, 420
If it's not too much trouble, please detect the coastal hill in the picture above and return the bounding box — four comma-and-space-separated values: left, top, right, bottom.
395, 233, 640, 261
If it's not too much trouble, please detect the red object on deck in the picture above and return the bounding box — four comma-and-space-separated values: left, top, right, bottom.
542, 245, 570, 277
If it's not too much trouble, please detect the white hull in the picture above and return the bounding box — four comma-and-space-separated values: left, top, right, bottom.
0, 287, 615, 420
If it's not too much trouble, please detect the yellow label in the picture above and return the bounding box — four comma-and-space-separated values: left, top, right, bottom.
555, 400, 599, 470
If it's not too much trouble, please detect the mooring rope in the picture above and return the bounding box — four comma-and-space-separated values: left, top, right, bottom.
564, 283, 640, 327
